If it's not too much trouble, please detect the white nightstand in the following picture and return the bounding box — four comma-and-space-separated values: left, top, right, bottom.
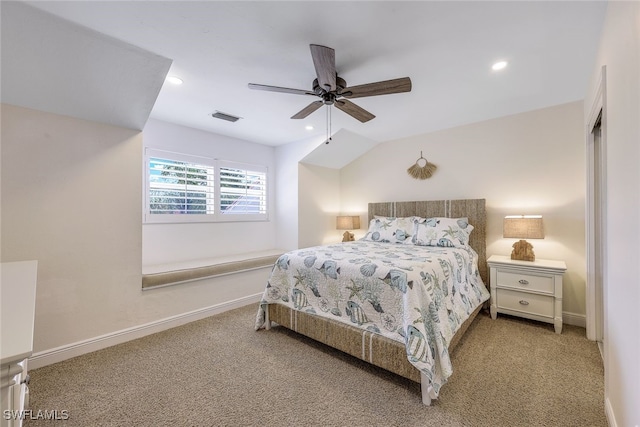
488, 255, 566, 334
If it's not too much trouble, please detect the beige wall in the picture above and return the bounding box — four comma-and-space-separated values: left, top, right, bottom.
1, 104, 142, 350
274, 134, 326, 251
585, 2, 640, 425
338, 101, 587, 318
1, 104, 270, 355
298, 163, 341, 247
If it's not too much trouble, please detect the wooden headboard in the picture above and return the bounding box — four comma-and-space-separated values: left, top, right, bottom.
368, 199, 487, 285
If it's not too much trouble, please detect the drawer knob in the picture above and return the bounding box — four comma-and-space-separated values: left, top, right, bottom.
518, 279, 530, 285
519, 300, 530, 306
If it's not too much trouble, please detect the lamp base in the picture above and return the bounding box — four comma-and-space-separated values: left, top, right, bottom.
511, 239, 536, 261
342, 231, 355, 242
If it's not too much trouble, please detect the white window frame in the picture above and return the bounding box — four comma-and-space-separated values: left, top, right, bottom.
144, 148, 269, 224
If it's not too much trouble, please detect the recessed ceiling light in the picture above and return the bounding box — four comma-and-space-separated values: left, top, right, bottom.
166, 75, 183, 85
305, 125, 314, 130
492, 61, 508, 71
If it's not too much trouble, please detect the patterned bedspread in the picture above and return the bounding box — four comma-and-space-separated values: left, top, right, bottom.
255, 240, 489, 396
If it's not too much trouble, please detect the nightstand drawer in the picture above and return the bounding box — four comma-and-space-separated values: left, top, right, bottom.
496, 271, 554, 294
496, 288, 554, 318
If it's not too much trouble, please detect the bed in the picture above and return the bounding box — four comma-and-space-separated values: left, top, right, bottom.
255, 199, 489, 405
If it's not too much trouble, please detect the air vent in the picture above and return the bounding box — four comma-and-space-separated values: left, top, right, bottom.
211, 111, 241, 122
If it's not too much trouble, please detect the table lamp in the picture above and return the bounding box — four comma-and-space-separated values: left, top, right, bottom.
503, 215, 544, 261
336, 215, 361, 242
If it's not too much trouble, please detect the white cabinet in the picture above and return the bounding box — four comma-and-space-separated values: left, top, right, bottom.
488, 255, 566, 334
1, 361, 29, 427
1, 261, 38, 427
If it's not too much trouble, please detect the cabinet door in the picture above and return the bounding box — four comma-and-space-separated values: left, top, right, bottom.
1, 361, 26, 427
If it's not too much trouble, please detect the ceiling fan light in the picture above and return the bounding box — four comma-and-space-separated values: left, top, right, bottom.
492, 61, 508, 71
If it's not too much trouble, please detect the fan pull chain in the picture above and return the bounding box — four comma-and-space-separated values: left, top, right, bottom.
325, 105, 332, 144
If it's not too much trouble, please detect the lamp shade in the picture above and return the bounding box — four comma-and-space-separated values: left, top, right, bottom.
336, 215, 361, 230
503, 215, 544, 239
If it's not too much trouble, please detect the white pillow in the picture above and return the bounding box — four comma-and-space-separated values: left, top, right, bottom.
411, 217, 473, 248
361, 216, 417, 244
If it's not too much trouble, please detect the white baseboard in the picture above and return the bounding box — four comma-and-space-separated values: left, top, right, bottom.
605, 397, 617, 427
562, 311, 586, 328
28, 293, 263, 370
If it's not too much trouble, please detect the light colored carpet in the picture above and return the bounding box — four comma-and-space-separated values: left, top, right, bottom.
24, 305, 605, 427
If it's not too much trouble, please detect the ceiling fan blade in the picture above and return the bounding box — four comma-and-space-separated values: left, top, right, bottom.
291, 101, 324, 119
310, 44, 336, 92
341, 77, 412, 99
334, 99, 375, 123
248, 83, 315, 96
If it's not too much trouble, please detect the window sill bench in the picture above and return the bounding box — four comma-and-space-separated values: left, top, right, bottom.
142, 249, 284, 290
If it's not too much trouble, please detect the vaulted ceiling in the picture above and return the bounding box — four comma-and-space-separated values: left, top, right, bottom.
2, 1, 606, 147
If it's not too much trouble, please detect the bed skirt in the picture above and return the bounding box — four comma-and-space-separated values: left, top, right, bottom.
265, 303, 483, 384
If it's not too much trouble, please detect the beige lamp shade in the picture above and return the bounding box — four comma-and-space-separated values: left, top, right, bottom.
337, 215, 360, 243
336, 215, 361, 230
503, 215, 544, 239
503, 215, 544, 261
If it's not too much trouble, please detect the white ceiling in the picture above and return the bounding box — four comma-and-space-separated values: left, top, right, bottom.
3, 1, 606, 147
1, 1, 172, 131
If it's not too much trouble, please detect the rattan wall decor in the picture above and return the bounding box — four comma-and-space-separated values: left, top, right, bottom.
407, 151, 436, 180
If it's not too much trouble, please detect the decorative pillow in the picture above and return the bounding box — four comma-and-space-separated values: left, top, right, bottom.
411, 217, 474, 248
362, 216, 417, 244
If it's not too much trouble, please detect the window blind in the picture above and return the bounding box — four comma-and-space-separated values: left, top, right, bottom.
148, 157, 215, 215
219, 166, 267, 215
145, 149, 268, 223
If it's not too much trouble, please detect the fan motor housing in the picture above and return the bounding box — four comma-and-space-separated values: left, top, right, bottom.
313, 76, 347, 105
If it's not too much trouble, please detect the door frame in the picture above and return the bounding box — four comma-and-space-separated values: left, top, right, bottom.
585, 65, 607, 345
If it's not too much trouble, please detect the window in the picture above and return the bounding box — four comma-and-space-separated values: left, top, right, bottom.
218, 161, 267, 216
148, 157, 214, 215
145, 149, 268, 223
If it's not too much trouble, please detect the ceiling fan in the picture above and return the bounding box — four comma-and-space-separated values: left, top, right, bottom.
248, 44, 412, 123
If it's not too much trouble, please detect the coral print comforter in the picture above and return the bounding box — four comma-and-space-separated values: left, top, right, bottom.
255, 240, 490, 396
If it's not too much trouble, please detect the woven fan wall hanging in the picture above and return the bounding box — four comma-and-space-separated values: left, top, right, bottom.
407, 151, 437, 180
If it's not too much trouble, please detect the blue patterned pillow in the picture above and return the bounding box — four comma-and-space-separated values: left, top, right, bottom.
362, 216, 417, 244
411, 217, 474, 248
